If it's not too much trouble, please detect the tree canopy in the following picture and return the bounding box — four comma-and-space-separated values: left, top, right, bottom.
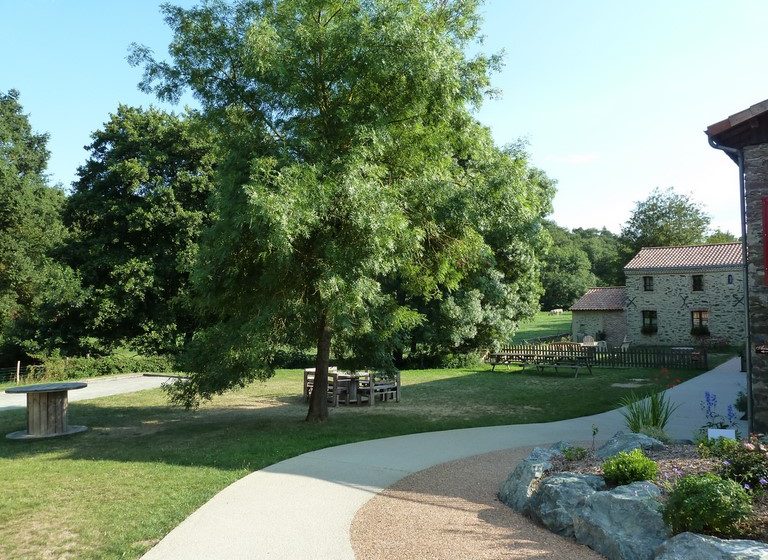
0, 90, 79, 361
620, 188, 711, 255
539, 222, 597, 310
131, 0, 554, 420
706, 228, 739, 244
62, 106, 218, 355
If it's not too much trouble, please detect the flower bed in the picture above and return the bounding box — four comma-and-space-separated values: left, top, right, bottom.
550, 441, 768, 543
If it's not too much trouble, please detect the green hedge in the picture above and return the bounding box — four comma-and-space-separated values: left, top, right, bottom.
28, 354, 175, 380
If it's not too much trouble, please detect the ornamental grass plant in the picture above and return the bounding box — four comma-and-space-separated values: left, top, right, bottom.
619, 390, 680, 433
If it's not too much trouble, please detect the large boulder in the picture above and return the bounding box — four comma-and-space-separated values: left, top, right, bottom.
526, 472, 606, 537
498, 445, 565, 511
654, 532, 768, 560
596, 431, 665, 459
573, 481, 668, 560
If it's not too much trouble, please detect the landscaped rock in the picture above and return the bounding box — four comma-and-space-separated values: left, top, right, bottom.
596, 431, 665, 459
654, 532, 768, 560
573, 481, 668, 560
526, 472, 606, 537
498, 445, 565, 511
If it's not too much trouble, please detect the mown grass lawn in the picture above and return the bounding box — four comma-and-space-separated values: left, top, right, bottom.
0, 361, 723, 559
510, 311, 572, 343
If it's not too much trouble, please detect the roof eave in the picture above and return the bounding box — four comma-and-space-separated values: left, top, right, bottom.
624, 264, 743, 273
706, 98, 768, 150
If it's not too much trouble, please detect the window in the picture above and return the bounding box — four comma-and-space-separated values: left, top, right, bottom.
691, 310, 710, 337
691, 310, 709, 328
641, 310, 658, 334
692, 275, 704, 291
643, 276, 654, 291
728, 274, 734, 285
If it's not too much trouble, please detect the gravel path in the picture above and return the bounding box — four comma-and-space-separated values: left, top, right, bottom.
351, 448, 603, 560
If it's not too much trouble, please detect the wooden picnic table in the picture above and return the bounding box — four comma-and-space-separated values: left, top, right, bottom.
532, 355, 592, 378
5, 382, 88, 440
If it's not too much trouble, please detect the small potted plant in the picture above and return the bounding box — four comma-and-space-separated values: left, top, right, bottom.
690, 325, 710, 337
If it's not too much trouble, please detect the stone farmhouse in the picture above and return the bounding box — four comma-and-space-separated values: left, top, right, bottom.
571, 287, 627, 347
572, 243, 746, 348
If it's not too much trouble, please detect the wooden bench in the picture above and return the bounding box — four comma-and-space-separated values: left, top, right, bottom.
303, 367, 343, 405
487, 353, 536, 371
533, 357, 592, 378
357, 371, 401, 406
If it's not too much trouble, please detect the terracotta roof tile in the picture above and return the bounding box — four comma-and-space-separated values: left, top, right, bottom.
571, 287, 626, 311
706, 98, 768, 137
624, 243, 743, 271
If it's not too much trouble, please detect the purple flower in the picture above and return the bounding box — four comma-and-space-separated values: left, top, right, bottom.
727, 404, 737, 424
722, 460, 731, 466
760, 478, 768, 486
744, 483, 751, 490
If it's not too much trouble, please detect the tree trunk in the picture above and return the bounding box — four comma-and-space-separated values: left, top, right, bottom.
306, 314, 332, 422
393, 347, 404, 368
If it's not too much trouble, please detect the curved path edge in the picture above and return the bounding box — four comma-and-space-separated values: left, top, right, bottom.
0, 374, 178, 411
142, 358, 745, 560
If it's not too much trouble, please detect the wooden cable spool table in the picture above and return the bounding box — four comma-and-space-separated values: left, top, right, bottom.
5, 382, 88, 440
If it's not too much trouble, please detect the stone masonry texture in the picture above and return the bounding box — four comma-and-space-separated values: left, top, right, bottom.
745, 143, 768, 432
572, 311, 626, 346
624, 268, 746, 348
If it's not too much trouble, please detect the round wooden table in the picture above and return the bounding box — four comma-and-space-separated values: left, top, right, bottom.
5, 382, 88, 440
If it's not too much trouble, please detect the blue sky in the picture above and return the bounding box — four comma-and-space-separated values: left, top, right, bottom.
2, 0, 767, 235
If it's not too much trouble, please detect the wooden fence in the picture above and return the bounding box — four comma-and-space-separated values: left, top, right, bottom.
0, 362, 23, 383
492, 344, 708, 369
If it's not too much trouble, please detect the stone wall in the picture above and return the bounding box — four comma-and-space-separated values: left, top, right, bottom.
572, 311, 626, 346
624, 268, 746, 347
745, 142, 768, 432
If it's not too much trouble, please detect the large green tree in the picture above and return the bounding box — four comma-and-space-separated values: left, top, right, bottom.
132, 0, 553, 420
572, 226, 623, 286
540, 222, 597, 310
0, 90, 80, 361
398, 144, 553, 364
706, 228, 739, 244
620, 188, 711, 258
63, 106, 217, 354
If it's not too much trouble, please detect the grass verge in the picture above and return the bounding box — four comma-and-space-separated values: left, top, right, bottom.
0, 361, 722, 559
511, 311, 572, 343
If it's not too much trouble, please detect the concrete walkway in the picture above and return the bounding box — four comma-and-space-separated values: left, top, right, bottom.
0, 374, 177, 412
143, 358, 746, 560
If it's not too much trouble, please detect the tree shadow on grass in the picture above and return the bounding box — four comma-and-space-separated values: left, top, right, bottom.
0, 364, 700, 473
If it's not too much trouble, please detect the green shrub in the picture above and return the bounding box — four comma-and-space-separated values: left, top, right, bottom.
716, 435, 768, 492
563, 446, 589, 461
31, 352, 175, 380
639, 426, 672, 444
619, 391, 680, 432
663, 474, 752, 537
602, 448, 659, 485
595, 330, 606, 341
697, 436, 740, 459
